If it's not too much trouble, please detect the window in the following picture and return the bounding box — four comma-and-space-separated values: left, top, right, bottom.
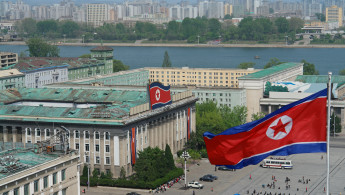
61, 169, 66, 181
33, 179, 40, 192
44, 176, 48, 188
53, 172, 57, 184
105, 132, 110, 140
3, 191, 8, 195
62, 188, 67, 195
75, 130, 80, 138
53, 192, 58, 195
106, 169, 111, 175
106, 157, 110, 164
46, 129, 50, 137
96, 156, 100, 164
85, 155, 89, 163
95, 132, 100, 139
85, 144, 89, 151
76, 143, 79, 150
24, 183, 29, 195
13, 188, 19, 195
85, 131, 89, 139
36, 129, 40, 136
95, 144, 99, 152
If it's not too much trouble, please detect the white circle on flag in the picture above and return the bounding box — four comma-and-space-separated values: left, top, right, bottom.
155, 89, 161, 101
266, 115, 293, 140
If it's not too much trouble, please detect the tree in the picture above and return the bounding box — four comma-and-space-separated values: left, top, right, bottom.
26, 38, 60, 57
119, 167, 126, 179
301, 60, 319, 75
162, 51, 172, 67
238, 62, 255, 69
288, 17, 304, 33
17, 18, 37, 36
133, 147, 168, 182
339, 69, 345, 75
315, 13, 326, 22
264, 58, 284, 69
79, 54, 91, 58
251, 112, 266, 121
165, 144, 175, 170
113, 60, 129, 72
224, 14, 232, 19
330, 113, 341, 133
275, 17, 289, 33
82, 164, 88, 177
59, 20, 79, 38
92, 169, 99, 178
269, 8, 274, 14
37, 20, 58, 34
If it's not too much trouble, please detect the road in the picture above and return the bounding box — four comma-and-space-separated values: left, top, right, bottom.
84, 137, 345, 195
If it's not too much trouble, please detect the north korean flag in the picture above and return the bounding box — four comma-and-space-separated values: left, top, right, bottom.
203, 89, 327, 169
149, 82, 172, 110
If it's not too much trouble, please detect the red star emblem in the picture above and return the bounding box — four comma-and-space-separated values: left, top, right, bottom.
271, 118, 290, 137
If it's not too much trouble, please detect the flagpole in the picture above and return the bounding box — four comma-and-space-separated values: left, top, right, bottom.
326, 72, 332, 194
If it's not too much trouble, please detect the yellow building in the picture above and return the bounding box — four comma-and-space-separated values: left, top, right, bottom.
224, 3, 233, 16
146, 67, 259, 88
326, 5, 343, 27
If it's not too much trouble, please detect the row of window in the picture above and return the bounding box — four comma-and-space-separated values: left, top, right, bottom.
3, 170, 66, 195
85, 155, 111, 164
151, 71, 249, 76
82, 143, 110, 153
25, 129, 111, 140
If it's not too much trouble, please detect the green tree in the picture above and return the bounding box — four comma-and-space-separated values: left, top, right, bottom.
119, 167, 126, 179
224, 14, 232, 19
187, 149, 201, 163
113, 60, 129, 72
339, 68, 345, 75
269, 8, 274, 14
162, 51, 172, 67
264, 58, 284, 69
37, 20, 58, 34
133, 147, 168, 182
82, 165, 88, 177
238, 62, 255, 69
251, 112, 266, 121
275, 17, 289, 33
26, 38, 60, 57
330, 113, 341, 133
288, 17, 304, 33
16, 18, 37, 37
315, 13, 326, 22
59, 20, 79, 38
92, 169, 99, 178
79, 54, 91, 58
165, 144, 175, 170
301, 60, 319, 75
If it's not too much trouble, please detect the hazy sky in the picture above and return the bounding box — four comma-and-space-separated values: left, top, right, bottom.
22, 0, 185, 6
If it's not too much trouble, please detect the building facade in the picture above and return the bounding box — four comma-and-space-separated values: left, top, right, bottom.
0, 150, 80, 195
0, 52, 18, 69
326, 5, 343, 27
0, 88, 197, 178
147, 67, 258, 88
0, 69, 25, 90
23, 65, 69, 88
87, 4, 109, 27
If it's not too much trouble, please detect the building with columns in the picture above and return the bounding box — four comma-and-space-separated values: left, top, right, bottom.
0, 150, 80, 195
238, 62, 304, 121
0, 87, 197, 178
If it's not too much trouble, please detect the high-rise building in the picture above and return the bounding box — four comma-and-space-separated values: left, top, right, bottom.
224, 3, 233, 16
87, 4, 109, 27
326, 5, 343, 27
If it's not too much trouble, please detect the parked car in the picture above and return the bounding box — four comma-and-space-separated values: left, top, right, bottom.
126, 192, 141, 195
204, 174, 218, 180
187, 181, 204, 189
218, 166, 235, 171
199, 175, 214, 182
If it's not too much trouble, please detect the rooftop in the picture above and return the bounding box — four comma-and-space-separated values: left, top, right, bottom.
239, 62, 303, 80
0, 149, 59, 180
90, 46, 114, 52
145, 67, 258, 71
0, 88, 148, 125
295, 75, 345, 84
0, 69, 23, 78
14, 57, 102, 72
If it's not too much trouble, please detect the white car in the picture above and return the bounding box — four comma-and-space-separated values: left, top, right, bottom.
187, 181, 204, 189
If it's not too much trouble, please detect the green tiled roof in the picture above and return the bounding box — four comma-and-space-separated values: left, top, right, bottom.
239, 62, 302, 79
0, 88, 148, 125
295, 75, 345, 84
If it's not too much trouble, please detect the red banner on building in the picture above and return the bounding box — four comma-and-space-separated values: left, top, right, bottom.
131, 127, 136, 165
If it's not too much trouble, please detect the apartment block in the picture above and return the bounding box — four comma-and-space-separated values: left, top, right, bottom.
87, 4, 109, 27
0, 52, 18, 69
326, 5, 343, 27
147, 67, 258, 88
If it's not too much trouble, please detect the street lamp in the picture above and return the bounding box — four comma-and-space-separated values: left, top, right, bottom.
285, 35, 288, 45
63, 34, 66, 44
181, 150, 190, 189
85, 152, 90, 190
82, 35, 85, 45
197, 35, 200, 45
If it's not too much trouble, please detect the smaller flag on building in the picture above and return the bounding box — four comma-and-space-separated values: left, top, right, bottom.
203, 88, 327, 169
131, 127, 136, 165
148, 82, 172, 110
187, 107, 191, 140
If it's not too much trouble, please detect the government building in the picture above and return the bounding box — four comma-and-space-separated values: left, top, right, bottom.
0, 87, 197, 178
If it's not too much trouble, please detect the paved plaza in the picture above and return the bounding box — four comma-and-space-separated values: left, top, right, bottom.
84, 137, 345, 195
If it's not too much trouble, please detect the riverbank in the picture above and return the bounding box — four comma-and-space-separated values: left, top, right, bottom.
3, 41, 345, 48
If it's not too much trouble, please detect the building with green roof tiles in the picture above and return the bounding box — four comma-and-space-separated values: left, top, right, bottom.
238, 62, 304, 121
0, 87, 197, 178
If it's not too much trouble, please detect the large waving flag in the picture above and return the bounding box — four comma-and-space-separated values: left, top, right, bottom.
203, 89, 327, 169
149, 82, 172, 109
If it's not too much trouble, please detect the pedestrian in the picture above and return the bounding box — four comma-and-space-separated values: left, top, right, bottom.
215, 166, 217, 171
249, 174, 252, 180
321, 155, 323, 160
193, 190, 195, 195
82, 189, 85, 193
306, 187, 307, 192
211, 187, 213, 192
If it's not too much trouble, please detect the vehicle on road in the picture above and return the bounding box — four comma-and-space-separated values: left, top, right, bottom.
199, 175, 214, 182
260, 159, 293, 169
187, 181, 204, 189
218, 166, 235, 171
126, 192, 141, 195
204, 174, 218, 180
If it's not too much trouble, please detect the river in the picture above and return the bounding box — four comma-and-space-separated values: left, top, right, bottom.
0, 44, 343, 75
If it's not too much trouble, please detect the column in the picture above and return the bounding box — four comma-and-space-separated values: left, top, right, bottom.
3, 128, 8, 142
12, 127, 17, 143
